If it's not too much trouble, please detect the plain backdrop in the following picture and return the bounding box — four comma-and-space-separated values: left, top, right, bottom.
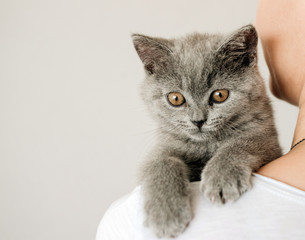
0, 0, 298, 240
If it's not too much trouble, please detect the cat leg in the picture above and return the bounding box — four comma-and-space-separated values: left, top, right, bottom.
200, 148, 261, 204
141, 156, 192, 238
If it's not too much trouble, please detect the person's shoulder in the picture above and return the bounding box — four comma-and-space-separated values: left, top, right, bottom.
252, 173, 305, 204
96, 186, 142, 240
257, 148, 305, 192
96, 176, 305, 240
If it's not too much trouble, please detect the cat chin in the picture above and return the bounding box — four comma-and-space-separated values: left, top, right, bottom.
185, 127, 220, 141
189, 135, 207, 142
186, 131, 210, 142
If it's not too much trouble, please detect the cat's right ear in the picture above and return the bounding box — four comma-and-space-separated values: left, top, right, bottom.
132, 34, 173, 75
216, 25, 258, 71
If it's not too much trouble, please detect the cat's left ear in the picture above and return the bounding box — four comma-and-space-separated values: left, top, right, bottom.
132, 34, 173, 75
217, 25, 258, 70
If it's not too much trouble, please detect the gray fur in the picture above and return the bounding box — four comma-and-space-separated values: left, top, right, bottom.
132, 25, 282, 238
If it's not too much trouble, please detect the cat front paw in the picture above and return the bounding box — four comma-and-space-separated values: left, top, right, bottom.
200, 164, 252, 204
144, 196, 192, 238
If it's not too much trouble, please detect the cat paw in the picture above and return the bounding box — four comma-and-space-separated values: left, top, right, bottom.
144, 196, 192, 238
200, 165, 252, 204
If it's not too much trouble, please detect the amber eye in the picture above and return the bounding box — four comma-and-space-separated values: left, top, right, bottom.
167, 92, 185, 107
211, 89, 229, 103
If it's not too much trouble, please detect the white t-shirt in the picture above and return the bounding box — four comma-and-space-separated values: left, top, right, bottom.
96, 174, 305, 240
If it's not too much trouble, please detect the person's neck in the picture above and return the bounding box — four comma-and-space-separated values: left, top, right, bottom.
292, 106, 305, 149
292, 81, 305, 148
257, 80, 305, 191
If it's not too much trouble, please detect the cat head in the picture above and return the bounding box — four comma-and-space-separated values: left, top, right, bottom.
132, 25, 266, 141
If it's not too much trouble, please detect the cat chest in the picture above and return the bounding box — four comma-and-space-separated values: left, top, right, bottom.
164, 137, 223, 181
181, 141, 219, 163
180, 142, 220, 182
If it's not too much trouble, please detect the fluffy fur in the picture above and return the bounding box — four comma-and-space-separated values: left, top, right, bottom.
132, 25, 282, 238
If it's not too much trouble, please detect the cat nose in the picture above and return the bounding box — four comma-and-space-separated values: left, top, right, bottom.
191, 119, 206, 129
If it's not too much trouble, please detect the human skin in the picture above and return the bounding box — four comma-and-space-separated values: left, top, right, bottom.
255, 0, 305, 191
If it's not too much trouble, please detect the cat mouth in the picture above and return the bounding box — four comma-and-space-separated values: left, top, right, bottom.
187, 130, 208, 141
187, 127, 208, 136
176, 122, 223, 139
187, 124, 221, 137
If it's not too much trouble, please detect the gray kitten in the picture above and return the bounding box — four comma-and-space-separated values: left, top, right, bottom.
132, 25, 282, 238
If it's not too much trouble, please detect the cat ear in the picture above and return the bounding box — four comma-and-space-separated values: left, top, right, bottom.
132, 34, 173, 75
217, 25, 258, 70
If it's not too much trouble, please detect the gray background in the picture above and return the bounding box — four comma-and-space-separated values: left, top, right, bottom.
0, 0, 298, 240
